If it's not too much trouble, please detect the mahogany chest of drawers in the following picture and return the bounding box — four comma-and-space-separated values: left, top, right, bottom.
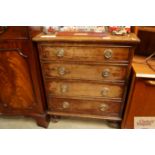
33, 33, 139, 127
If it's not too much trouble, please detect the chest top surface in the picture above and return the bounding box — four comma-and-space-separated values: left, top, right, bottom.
32, 33, 140, 44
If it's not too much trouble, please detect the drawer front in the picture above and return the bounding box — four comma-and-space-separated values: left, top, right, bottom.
39, 45, 130, 63
48, 97, 121, 117
46, 80, 124, 100
42, 63, 127, 81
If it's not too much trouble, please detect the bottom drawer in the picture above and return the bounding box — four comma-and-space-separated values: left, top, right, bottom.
48, 97, 122, 117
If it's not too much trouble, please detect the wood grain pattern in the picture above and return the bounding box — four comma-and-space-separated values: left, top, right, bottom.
0, 26, 28, 40
132, 56, 155, 78
48, 97, 122, 117
48, 112, 122, 121
0, 50, 35, 109
122, 79, 155, 128
34, 33, 139, 123
0, 39, 46, 114
122, 57, 155, 128
0, 27, 49, 128
39, 45, 130, 63
42, 62, 127, 81
46, 80, 124, 100
33, 33, 140, 44
135, 29, 155, 56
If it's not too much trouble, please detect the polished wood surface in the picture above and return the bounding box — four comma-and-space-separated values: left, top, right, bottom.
35, 33, 139, 124
121, 56, 155, 128
0, 40, 45, 113
132, 56, 155, 78
138, 26, 155, 32
46, 80, 124, 100
42, 62, 128, 82
28, 26, 42, 38
39, 44, 131, 63
135, 27, 155, 56
0, 48, 35, 110
33, 33, 140, 44
0, 27, 48, 127
48, 112, 122, 121
0, 26, 29, 39
48, 97, 121, 117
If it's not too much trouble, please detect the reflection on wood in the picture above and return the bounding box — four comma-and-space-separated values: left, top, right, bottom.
0, 51, 35, 109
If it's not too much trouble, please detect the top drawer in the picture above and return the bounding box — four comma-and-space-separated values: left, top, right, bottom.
39, 44, 130, 63
0, 26, 28, 40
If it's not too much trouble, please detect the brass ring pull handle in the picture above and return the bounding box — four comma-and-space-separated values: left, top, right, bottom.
0, 26, 8, 35
145, 80, 155, 86
100, 103, 109, 112
60, 84, 68, 93
101, 87, 110, 96
104, 49, 113, 59
62, 101, 70, 109
58, 67, 66, 76
57, 67, 70, 76
56, 49, 64, 58
102, 69, 110, 78
0, 48, 28, 58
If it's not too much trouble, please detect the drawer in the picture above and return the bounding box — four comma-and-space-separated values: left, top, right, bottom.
46, 80, 125, 100
48, 97, 121, 117
0, 26, 28, 39
39, 45, 130, 63
42, 63, 127, 81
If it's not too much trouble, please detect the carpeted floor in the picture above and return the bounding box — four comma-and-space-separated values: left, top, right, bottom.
0, 116, 112, 129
